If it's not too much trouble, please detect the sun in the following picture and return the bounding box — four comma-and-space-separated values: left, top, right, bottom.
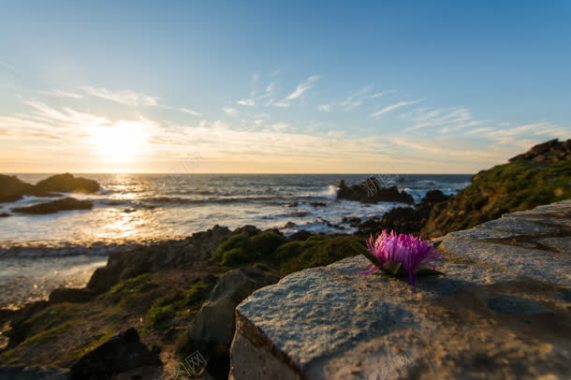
90, 121, 149, 162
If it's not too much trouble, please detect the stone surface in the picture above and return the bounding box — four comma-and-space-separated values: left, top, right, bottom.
230, 201, 571, 379
181, 265, 278, 379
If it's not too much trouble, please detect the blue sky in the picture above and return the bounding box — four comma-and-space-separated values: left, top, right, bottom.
0, 0, 570, 173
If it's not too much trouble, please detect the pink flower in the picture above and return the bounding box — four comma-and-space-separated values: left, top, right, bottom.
364, 230, 441, 285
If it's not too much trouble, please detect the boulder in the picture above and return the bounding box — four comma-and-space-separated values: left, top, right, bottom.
12, 198, 93, 215
0, 175, 51, 203
70, 328, 162, 380
337, 177, 414, 204
35, 173, 100, 194
230, 201, 571, 379
179, 265, 278, 379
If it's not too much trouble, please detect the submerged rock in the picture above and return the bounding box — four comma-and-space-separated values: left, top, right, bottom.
35, 173, 100, 194
70, 327, 162, 380
337, 177, 414, 204
12, 198, 93, 215
230, 201, 571, 379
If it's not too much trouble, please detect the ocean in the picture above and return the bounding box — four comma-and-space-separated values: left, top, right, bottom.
0, 173, 470, 307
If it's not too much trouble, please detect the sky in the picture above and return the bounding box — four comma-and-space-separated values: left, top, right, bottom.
0, 0, 570, 174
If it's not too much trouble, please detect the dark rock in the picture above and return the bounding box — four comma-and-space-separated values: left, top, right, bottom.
420, 189, 450, 206
35, 173, 100, 194
178, 265, 278, 380
309, 201, 327, 207
342, 216, 361, 226
0, 213, 10, 217
4, 301, 49, 349
48, 288, 97, 304
337, 177, 414, 204
0, 175, 53, 203
12, 198, 93, 215
283, 221, 297, 229
288, 230, 312, 241
0, 366, 70, 380
70, 327, 162, 380
356, 190, 450, 236
87, 225, 232, 293
0, 309, 15, 324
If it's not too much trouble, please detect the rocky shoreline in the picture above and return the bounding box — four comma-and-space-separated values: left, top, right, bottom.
0, 139, 570, 379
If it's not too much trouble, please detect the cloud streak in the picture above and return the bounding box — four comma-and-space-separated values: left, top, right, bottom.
81, 86, 159, 106
370, 100, 419, 119
274, 75, 319, 107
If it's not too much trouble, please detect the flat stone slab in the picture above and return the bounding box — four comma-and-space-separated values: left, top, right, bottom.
230, 201, 571, 379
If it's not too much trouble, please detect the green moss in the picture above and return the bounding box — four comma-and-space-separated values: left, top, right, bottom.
423, 158, 571, 236
108, 273, 155, 295
277, 235, 366, 275
213, 230, 286, 266
145, 280, 214, 332
146, 304, 176, 332
19, 323, 72, 348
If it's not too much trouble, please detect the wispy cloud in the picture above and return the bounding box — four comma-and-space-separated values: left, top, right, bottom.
236, 98, 256, 106
81, 86, 159, 106
318, 87, 395, 113
370, 100, 419, 119
223, 107, 239, 117
274, 75, 319, 107
39, 89, 84, 99
180, 107, 201, 116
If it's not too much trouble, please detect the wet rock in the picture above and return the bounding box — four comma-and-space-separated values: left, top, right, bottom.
35, 173, 100, 194
283, 221, 297, 229
0, 213, 10, 218
179, 265, 278, 379
309, 202, 326, 207
337, 177, 414, 204
230, 201, 571, 379
0, 175, 52, 203
12, 198, 93, 215
70, 327, 162, 380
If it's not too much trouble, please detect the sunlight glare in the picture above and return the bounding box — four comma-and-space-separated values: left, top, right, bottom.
90, 121, 149, 162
